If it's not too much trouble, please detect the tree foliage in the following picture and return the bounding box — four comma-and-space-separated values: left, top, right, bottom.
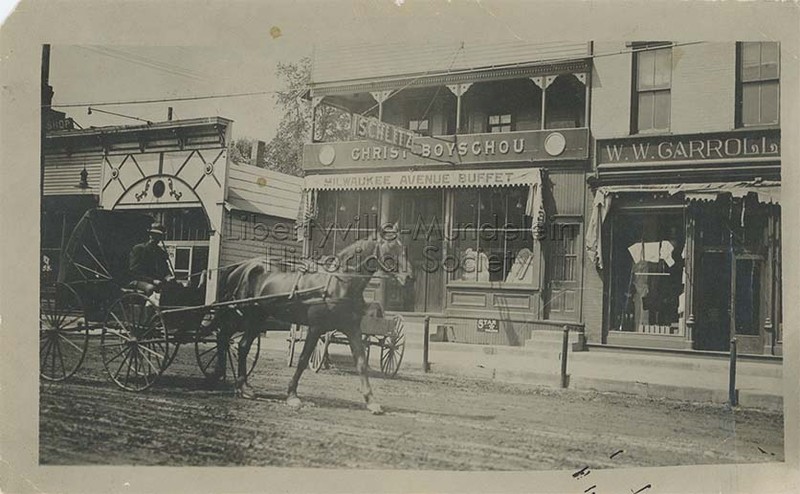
228, 137, 253, 165
262, 57, 350, 176
227, 57, 350, 176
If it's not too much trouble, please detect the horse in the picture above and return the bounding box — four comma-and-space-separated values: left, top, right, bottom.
210, 229, 412, 414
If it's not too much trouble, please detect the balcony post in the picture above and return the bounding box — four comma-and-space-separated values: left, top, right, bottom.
446, 83, 472, 134
531, 76, 556, 130
573, 72, 589, 128
369, 90, 393, 121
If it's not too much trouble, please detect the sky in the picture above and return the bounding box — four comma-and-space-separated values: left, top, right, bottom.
49, 44, 306, 141
44, 0, 549, 142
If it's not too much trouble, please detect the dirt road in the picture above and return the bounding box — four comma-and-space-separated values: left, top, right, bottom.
39, 337, 784, 469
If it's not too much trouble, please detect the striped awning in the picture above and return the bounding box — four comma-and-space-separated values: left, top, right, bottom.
595, 180, 780, 205
304, 167, 542, 191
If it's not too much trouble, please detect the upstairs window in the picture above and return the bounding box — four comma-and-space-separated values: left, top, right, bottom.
488, 113, 512, 133
408, 118, 429, 135
738, 42, 780, 127
632, 43, 672, 133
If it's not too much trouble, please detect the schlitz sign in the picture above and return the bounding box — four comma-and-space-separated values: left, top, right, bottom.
304, 128, 589, 171
352, 114, 418, 151
597, 129, 780, 165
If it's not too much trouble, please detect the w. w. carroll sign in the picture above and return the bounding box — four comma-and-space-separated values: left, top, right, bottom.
597, 129, 780, 165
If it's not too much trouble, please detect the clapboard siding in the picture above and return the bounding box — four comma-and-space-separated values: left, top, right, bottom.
548, 169, 587, 216
43, 152, 104, 195
313, 41, 590, 85
219, 212, 302, 268
225, 163, 303, 220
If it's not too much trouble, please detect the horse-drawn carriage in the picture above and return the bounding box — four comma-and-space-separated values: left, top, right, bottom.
39, 209, 324, 390
40, 209, 409, 398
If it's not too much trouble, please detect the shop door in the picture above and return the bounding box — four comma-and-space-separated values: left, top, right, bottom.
385, 190, 445, 313
544, 223, 580, 321
695, 252, 730, 351
695, 252, 764, 352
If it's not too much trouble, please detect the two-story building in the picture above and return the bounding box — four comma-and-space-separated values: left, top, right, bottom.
301, 41, 594, 345
585, 42, 782, 355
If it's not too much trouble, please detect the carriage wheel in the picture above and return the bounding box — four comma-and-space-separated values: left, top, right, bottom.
286, 324, 301, 367
380, 315, 405, 378
309, 332, 329, 373
40, 283, 90, 382
195, 328, 260, 382
101, 292, 170, 391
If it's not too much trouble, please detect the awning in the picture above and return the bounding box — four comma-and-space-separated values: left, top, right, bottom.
585, 180, 780, 269
304, 167, 543, 191
299, 168, 545, 240
593, 180, 780, 204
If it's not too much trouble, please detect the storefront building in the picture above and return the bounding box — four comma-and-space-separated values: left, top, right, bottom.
585, 42, 782, 355
42, 117, 302, 303
302, 41, 593, 345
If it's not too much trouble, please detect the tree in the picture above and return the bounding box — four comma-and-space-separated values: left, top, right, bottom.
262, 57, 350, 176
228, 137, 253, 165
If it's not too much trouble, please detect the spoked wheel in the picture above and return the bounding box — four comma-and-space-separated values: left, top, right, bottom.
309, 332, 330, 373
40, 283, 90, 381
286, 324, 300, 367
101, 292, 170, 391
380, 315, 405, 378
195, 328, 260, 383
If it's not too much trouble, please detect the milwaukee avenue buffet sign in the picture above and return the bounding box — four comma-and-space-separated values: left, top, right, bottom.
598, 129, 780, 166
304, 124, 589, 171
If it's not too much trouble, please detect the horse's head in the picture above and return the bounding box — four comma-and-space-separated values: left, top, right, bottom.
376, 223, 413, 286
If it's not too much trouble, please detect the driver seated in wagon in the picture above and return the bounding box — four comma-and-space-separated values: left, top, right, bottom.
128, 222, 175, 297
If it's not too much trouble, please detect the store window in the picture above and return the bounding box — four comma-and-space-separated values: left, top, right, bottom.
609, 212, 685, 334
450, 187, 533, 283
311, 190, 381, 258
737, 42, 780, 127
488, 114, 513, 133
632, 43, 672, 133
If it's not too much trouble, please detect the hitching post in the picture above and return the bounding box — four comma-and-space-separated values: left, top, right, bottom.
560, 325, 570, 388
729, 338, 738, 407
423, 316, 431, 373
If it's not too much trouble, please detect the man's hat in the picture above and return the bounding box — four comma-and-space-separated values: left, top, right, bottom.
148, 222, 165, 236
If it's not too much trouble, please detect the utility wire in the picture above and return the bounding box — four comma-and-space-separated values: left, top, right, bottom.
49, 87, 307, 109
49, 41, 706, 110
77, 46, 207, 81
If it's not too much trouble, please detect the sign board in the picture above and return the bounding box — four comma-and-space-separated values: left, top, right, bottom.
597, 129, 780, 165
304, 128, 589, 171
305, 167, 541, 191
45, 117, 75, 132
477, 318, 500, 333
352, 114, 418, 151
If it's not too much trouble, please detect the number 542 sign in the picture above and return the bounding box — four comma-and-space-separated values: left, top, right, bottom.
477, 319, 499, 333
